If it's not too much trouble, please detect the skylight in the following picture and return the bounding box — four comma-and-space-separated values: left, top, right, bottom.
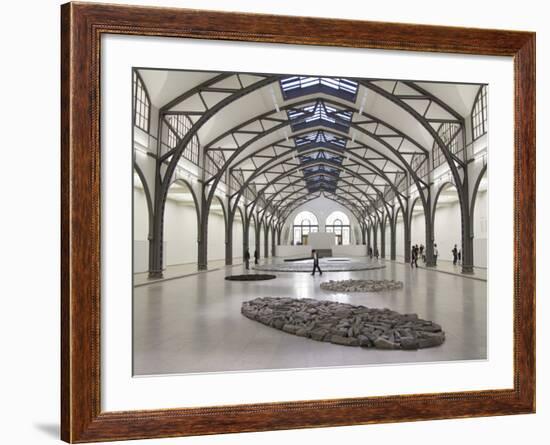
294, 130, 347, 150
287, 101, 352, 132
280, 76, 358, 102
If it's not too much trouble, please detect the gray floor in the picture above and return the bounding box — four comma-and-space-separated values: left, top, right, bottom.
133, 257, 487, 376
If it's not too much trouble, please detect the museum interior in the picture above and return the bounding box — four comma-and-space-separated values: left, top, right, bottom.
132, 70, 488, 375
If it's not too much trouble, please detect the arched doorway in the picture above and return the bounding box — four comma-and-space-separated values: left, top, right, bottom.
163, 179, 199, 267
207, 196, 227, 263
433, 182, 462, 264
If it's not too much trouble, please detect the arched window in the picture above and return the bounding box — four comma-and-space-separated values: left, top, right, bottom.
293, 211, 319, 245
325, 211, 351, 245
163, 114, 200, 165
133, 71, 150, 133
472, 85, 488, 140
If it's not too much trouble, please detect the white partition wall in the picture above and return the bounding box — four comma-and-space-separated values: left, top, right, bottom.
133, 184, 150, 273
162, 180, 199, 267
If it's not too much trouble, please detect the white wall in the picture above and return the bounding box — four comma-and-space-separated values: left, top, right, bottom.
259, 226, 265, 257
384, 222, 391, 256
473, 190, 488, 267
133, 187, 150, 273
433, 200, 462, 263
232, 216, 244, 261
410, 203, 426, 251
249, 223, 256, 251
207, 210, 226, 262
163, 199, 198, 266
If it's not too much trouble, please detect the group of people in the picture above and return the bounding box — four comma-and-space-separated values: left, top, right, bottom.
244, 248, 260, 270
410, 243, 439, 268
410, 243, 462, 268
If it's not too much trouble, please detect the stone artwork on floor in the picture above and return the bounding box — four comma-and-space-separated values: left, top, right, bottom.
225, 274, 277, 281
241, 297, 445, 350
320, 279, 403, 292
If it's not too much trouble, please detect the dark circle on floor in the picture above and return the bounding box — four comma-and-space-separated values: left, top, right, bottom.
225, 274, 277, 281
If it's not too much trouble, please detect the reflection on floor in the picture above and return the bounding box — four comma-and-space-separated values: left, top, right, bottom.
133, 256, 487, 376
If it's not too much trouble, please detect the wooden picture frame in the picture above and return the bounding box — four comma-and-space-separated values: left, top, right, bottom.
61, 2, 535, 442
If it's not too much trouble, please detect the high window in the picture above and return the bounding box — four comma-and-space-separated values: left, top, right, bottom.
325, 211, 351, 245
432, 122, 463, 169
133, 71, 150, 133
472, 85, 488, 140
164, 115, 200, 165
292, 211, 319, 245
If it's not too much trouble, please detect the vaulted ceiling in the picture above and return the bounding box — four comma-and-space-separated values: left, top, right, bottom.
138, 69, 483, 224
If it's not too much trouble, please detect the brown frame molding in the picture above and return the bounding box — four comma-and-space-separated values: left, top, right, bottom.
61, 2, 536, 442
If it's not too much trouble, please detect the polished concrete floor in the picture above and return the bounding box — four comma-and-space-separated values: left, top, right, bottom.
133, 257, 487, 376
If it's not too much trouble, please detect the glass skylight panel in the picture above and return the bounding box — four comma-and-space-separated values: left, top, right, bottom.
280, 76, 358, 101
294, 130, 347, 149
287, 101, 352, 132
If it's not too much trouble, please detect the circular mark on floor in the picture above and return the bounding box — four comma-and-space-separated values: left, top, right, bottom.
225, 274, 277, 281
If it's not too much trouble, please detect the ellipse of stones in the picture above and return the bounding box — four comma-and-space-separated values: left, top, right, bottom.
320, 279, 404, 292
241, 297, 445, 350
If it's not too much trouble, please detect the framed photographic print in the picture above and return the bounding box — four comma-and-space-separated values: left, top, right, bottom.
61, 2, 535, 442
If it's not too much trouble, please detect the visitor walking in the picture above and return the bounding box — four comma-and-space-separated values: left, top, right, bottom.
458, 249, 462, 264
368, 246, 373, 259
374, 247, 379, 260
419, 244, 425, 263
433, 243, 439, 266
411, 245, 418, 268
254, 249, 259, 265
452, 244, 458, 265
244, 248, 250, 270
311, 249, 322, 276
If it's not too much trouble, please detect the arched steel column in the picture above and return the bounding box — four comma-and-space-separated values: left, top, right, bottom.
403, 205, 411, 264
271, 225, 277, 257
225, 195, 234, 266
263, 222, 269, 259
380, 217, 386, 259
390, 213, 397, 261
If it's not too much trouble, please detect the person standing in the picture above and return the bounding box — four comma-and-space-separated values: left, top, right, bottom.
419, 244, 425, 263
254, 249, 259, 265
368, 246, 373, 259
410, 245, 416, 268
458, 249, 462, 264
311, 249, 322, 276
374, 247, 379, 260
433, 243, 439, 266
244, 248, 250, 270
452, 244, 458, 265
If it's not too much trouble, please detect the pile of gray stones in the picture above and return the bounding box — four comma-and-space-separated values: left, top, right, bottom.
320, 279, 403, 292
241, 297, 445, 350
